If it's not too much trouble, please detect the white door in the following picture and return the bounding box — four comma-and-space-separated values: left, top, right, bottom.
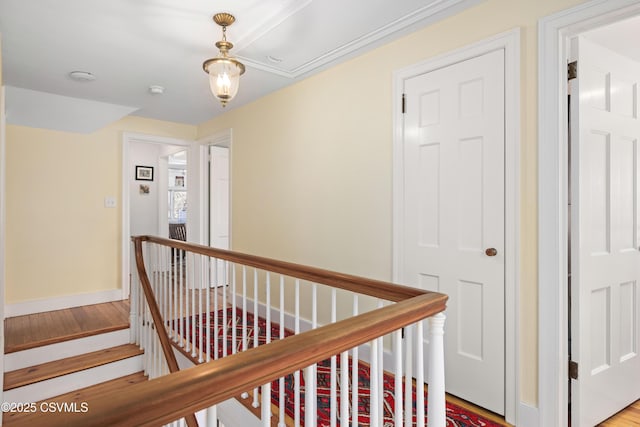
209, 145, 230, 250
402, 49, 505, 414
570, 36, 640, 427
209, 145, 230, 287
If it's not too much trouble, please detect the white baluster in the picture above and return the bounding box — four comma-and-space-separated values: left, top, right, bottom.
185, 253, 191, 353
252, 268, 260, 409
351, 296, 359, 427
308, 285, 318, 426
264, 275, 273, 416
242, 266, 248, 352
416, 321, 425, 427
330, 288, 337, 427
241, 266, 250, 400
266, 273, 271, 344
198, 255, 204, 363
304, 365, 316, 427
394, 329, 404, 427
152, 245, 159, 377
404, 324, 413, 427
166, 246, 171, 324
427, 313, 446, 427
206, 405, 217, 427
262, 383, 271, 427
294, 370, 301, 427
294, 280, 301, 426
213, 259, 219, 360
179, 248, 184, 348
371, 338, 380, 427
278, 275, 285, 427
231, 263, 237, 355
340, 351, 349, 426
377, 301, 384, 423
191, 253, 197, 358
222, 260, 228, 357
159, 246, 165, 337
168, 246, 174, 343
295, 279, 300, 335
206, 257, 211, 363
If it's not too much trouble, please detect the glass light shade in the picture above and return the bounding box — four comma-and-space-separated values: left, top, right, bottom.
204, 58, 244, 106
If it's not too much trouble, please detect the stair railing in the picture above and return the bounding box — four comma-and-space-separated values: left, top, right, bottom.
132, 235, 448, 427
9, 236, 448, 427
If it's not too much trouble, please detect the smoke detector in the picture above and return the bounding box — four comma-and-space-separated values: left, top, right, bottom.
68, 71, 96, 82
148, 85, 165, 95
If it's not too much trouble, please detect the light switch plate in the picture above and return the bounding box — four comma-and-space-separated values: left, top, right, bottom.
104, 196, 117, 208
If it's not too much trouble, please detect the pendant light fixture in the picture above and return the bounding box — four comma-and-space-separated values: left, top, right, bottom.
203, 13, 245, 107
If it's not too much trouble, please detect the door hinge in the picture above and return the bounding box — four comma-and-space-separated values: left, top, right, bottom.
568, 61, 577, 81
402, 93, 406, 114
569, 360, 578, 380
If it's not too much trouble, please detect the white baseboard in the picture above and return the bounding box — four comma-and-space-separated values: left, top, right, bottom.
517, 402, 540, 427
5, 289, 124, 318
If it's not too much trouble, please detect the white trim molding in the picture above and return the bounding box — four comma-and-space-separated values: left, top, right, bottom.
392, 28, 521, 425
5, 289, 123, 318
537, 1, 640, 426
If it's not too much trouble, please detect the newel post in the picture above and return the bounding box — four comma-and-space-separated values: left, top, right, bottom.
427, 313, 446, 427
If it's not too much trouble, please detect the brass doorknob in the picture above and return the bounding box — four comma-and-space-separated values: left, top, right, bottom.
485, 248, 498, 257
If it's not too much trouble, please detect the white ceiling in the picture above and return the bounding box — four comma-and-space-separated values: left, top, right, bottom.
0, 0, 483, 132
581, 14, 640, 63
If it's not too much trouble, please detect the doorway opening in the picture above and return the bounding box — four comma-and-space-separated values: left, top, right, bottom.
538, 1, 640, 425
121, 133, 192, 300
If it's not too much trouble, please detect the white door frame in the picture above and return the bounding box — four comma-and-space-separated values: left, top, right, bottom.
197, 128, 232, 247
121, 132, 192, 300
538, 1, 640, 426
392, 28, 520, 425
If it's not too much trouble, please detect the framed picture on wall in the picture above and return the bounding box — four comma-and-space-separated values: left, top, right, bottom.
136, 165, 154, 181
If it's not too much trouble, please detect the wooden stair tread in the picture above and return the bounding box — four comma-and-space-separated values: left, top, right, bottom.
4, 300, 130, 354
3, 344, 143, 391
3, 372, 148, 425
4, 324, 130, 354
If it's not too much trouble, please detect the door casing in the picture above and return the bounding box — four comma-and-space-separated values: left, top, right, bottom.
538, 1, 640, 426
392, 28, 521, 425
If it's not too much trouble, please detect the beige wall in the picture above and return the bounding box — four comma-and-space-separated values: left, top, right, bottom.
5, 117, 196, 303
2, 0, 592, 409
196, 0, 589, 406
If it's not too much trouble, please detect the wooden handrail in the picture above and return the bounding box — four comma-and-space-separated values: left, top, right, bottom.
132, 238, 199, 427
9, 292, 447, 427
134, 235, 425, 302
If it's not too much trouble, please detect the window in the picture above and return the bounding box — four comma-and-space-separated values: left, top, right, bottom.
168, 151, 187, 223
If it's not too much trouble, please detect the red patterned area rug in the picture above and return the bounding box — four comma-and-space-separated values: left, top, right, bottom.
186, 308, 503, 427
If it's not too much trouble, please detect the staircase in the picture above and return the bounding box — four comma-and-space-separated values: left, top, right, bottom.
2, 301, 147, 425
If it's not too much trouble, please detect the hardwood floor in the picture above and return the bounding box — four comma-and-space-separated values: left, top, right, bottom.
4, 300, 129, 353
599, 400, 640, 426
